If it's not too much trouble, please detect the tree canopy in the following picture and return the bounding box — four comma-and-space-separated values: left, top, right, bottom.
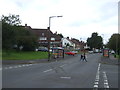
87, 32, 103, 50
1, 14, 21, 26
2, 14, 38, 51
107, 33, 120, 54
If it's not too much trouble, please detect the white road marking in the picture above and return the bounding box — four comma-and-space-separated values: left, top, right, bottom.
60, 64, 66, 67
29, 64, 33, 65
22, 65, 26, 67
103, 71, 109, 88
43, 69, 53, 73
8, 67, 13, 69
94, 82, 99, 84
14, 66, 18, 68
95, 79, 99, 82
0, 68, 2, 70
18, 65, 22, 67
93, 63, 101, 88
93, 85, 98, 88
60, 77, 71, 79
3, 64, 34, 70
25, 64, 30, 66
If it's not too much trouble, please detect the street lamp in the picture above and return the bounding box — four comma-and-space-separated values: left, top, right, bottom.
48, 15, 63, 61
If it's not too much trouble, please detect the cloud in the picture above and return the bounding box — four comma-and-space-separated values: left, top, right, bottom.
0, 0, 118, 43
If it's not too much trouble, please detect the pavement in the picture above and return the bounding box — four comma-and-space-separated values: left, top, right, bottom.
99, 54, 119, 65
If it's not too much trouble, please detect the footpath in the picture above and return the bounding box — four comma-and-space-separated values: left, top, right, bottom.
99, 54, 119, 65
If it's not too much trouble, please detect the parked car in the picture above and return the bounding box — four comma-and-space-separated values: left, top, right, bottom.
38, 47, 48, 52
88, 51, 93, 54
65, 51, 75, 56
71, 51, 78, 54
111, 50, 115, 54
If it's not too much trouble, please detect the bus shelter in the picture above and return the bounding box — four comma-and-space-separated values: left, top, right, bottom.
103, 48, 109, 57
51, 47, 64, 59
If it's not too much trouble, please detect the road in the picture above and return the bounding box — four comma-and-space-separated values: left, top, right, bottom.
2, 53, 118, 88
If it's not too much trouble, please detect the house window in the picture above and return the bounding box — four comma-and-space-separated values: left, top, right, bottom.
42, 33, 44, 36
51, 37, 55, 40
39, 37, 47, 40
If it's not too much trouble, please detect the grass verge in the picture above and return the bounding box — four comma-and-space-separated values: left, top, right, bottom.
2, 50, 48, 60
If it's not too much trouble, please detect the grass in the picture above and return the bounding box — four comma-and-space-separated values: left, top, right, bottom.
0, 50, 2, 59
114, 54, 120, 59
116, 55, 120, 59
2, 50, 48, 60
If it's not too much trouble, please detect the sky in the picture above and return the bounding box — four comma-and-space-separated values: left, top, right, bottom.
0, 0, 119, 44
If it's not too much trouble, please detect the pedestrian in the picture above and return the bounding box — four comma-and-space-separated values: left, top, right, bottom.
83, 53, 87, 62
80, 54, 83, 61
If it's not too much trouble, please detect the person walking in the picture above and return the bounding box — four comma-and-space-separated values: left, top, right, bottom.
83, 53, 87, 62
80, 54, 83, 61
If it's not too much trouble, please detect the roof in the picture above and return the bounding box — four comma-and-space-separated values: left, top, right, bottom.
71, 38, 80, 45
31, 28, 53, 38
22, 24, 62, 41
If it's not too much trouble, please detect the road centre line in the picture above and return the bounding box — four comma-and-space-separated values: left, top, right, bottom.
43, 69, 53, 73
103, 71, 109, 88
60, 77, 71, 79
93, 63, 101, 88
93, 85, 98, 88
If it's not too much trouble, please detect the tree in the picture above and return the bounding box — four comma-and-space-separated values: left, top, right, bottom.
15, 27, 38, 51
2, 14, 38, 51
107, 33, 120, 54
1, 14, 21, 26
2, 22, 16, 49
87, 32, 103, 50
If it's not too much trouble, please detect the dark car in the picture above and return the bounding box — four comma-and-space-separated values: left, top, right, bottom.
38, 47, 48, 52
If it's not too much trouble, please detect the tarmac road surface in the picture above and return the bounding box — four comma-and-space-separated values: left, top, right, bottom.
2, 53, 118, 89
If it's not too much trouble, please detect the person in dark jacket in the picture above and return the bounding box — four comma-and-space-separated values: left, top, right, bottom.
80, 54, 83, 61
83, 53, 87, 62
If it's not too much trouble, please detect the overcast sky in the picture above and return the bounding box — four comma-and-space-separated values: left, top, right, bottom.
0, 0, 119, 44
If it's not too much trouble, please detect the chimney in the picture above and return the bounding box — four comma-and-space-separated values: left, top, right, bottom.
25, 24, 27, 26
55, 31, 57, 34
47, 27, 50, 30
25, 24, 27, 28
67, 37, 69, 39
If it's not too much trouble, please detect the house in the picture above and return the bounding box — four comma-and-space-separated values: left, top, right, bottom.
71, 38, 80, 50
24, 24, 62, 48
71, 38, 85, 50
62, 37, 75, 50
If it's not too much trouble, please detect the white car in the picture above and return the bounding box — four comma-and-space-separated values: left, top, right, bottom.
71, 51, 78, 54
88, 51, 93, 54
111, 50, 115, 54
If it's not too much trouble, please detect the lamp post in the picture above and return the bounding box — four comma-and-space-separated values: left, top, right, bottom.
48, 16, 63, 61
101, 34, 105, 48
